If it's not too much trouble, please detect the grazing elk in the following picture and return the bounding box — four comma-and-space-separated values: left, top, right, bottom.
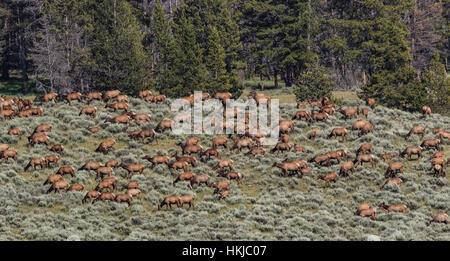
66, 92, 82, 104
24, 157, 46, 171
45, 155, 59, 167
328, 128, 348, 141
189, 174, 211, 189
428, 213, 449, 226
308, 127, 319, 139
379, 203, 407, 213
355, 203, 371, 215
43, 174, 63, 186
95, 139, 116, 153
338, 107, 358, 120
173, 172, 196, 187
155, 120, 173, 133
82, 191, 101, 204
144, 155, 169, 168
339, 161, 355, 177
79, 106, 97, 117
378, 153, 393, 163
221, 171, 243, 184
96, 166, 113, 179
405, 125, 425, 141
8, 128, 21, 137
354, 154, 376, 169
105, 102, 128, 112
69, 184, 84, 192
292, 111, 311, 121
1, 149, 18, 162
381, 178, 403, 189
272, 161, 302, 177
86, 92, 103, 103
120, 163, 145, 177
201, 148, 220, 161
420, 138, 440, 151
246, 147, 265, 157
400, 146, 422, 159
270, 142, 291, 154
47, 180, 69, 193
56, 166, 75, 177
93, 192, 116, 203
356, 143, 372, 156
211, 180, 230, 193
309, 153, 331, 166
230, 137, 252, 152
158, 196, 181, 210
115, 194, 133, 207
49, 144, 64, 154
385, 162, 403, 178
212, 159, 234, 171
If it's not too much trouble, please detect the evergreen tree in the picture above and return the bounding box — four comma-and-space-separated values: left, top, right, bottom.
89, 0, 151, 93
421, 53, 450, 114
294, 64, 333, 102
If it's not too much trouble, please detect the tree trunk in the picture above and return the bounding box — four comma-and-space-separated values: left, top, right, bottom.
274, 69, 278, 89
1, 57, 9, 80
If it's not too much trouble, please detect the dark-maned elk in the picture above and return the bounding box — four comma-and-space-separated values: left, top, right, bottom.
144, 155, 169, 168
356, 143, 372, 156
28, 133, 49, 147
400, 146, 422, 159
158, 196, 181, 210
354, 154, 376, 169
173, 172, 196, 187
420, 138, 440, 151
82, 191, 101, 204
47, 180, 69, 193
328, 128, 348, 141
385, 162, 403, 178
405, 125, 425, 141
422, 106, 431, 119
155, 120, 173, 133
86, 92, 103, 103
381, 178, 403, 189
178, 143, 203, 156
137, 129, 156, 143
95, 139, 116, 153
212, 159, 233, 171
278, 120, 294, 134
24, 157, 46, 171
326, 151, 344, 164
80, 106, 97, 117
190, 174, 211, 189
427, 213, 449, 226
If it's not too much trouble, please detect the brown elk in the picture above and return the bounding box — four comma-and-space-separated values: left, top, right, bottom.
190, 174, 211, 189
310, 112, 328, 123
308, 127, 319, 139
214, 91, 232, 105
79, 162, 103, 171
86, 92, 103, 103
355, 203, 371, 215
29, 107, 43, 116
66, 92, 82, 105
106, 159, 119, 168
297, 103, 307, 109
43, 174, 63, 186
359, 122, 373, 136
144, 155, 169, 168
136, 129, 156, 143
292, 111, 311, 121
69, 184, 84, 192
47, 180, 69, 193
381, 177, 403, 189
338, 107, 358, 120
132, 113, 151, 124
354, 154, 376, 169
379, 202, 407, 213
279, 134, 289, 143
158, 196, 181, 210
352, 120, 367, 131
246, 147, 266, 157
221, 171, 243, 184
24, 157, 46, 171
431, 151, 444, 159
366, 98, 376, 109
357, 143, 372, 156
8, 128, 21, 137
357, 107, 368, 118
104, 90, 120, 101
293, 144, 305, 152
155, 120, 173, 133
231, 137, 252, 152
87, 126, 101, 133
95, 177, 118, 192
339, 161, 355, 177
80, 106, 97, 117
115, 95, 128, 103
173, 172, 196, 187
212, 137, 228, 149
357, 208, 377, 220
420, 138, 440, 150
212, 159, 233, 171
270, 142, 291, 154
178, 143, 203, 155
45, 155, 59, 167
152, 94, 166, 103
218, 190, 230, 200
378, 153, 393, 162
1, 149, 18, 162
320, 172, 337, 183
105, 114, 131, 124
95, 139, 116, 153
43, 92, 58, 103
28, 133, 49, 147
94, 192, 116, 203
82, 191, 101, 204
431, 157, 445, 169
272, 161, 302, 177
211, 180, 230, 193
105, 102, 128, 112
115, 194, 133, 206
308, 99, 322, 111
96, 166, 113, 179
405, 125, 425, 140
433, 165, 445, 177
422, 106, 431, 119
0, 109, 15, 119
138, 90, 152, 99
248, 91, 270, 106
428, 213, 449, 225
400, 146, 422, 159
309, 153, 331, 166
127, 188, 141, 199
56, 166, 75, 177
33, 124, 52, 133
49, 144, 64, 154
169, 161, 189, 172
201, 148, 220, 161
328, 128, 348, 141
278, 120, 294, 134
433, 129, 450, 141
0, 144, 8, 153
385, 162, 403, 178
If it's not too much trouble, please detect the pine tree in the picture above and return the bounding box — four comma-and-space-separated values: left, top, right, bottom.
294, 64, 333, 102
89, 0, 151, 93
421, 53, 450, 114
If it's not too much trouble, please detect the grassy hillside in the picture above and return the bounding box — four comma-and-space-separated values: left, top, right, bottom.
0, 93, 448, 241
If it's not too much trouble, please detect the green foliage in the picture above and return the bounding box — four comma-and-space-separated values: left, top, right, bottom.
89, 0, 152, 93
294, 65, 333, 102
421, 53, 450, 115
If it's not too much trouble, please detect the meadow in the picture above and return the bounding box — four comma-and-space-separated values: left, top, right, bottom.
0, 91, 448, 241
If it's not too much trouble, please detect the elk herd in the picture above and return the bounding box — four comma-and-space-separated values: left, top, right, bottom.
0, 90, 448, 226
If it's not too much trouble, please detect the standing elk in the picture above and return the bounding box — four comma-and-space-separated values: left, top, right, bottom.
405, 125, 425, 141
422, 106, 431, 119
354, 154, 376, 169
189, 174, 211, 189
158, 196, 181, 210
328, 128, 348, 141
95, 139, 116, 153
385, 162, 403, 178
428, 213, 449, 226
47, 180, 69, 193
212, 159, 234, 171
173, 172, 196, 187
420, 138, 440, 151
24, 157, 46, 171
82, 191, 101, 204
400, 146, 422, 159
144, 155, 169, 168
80, 106, 97, 117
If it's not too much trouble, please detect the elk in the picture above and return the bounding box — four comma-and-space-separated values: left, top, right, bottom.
435, 129, 450, 141
359, 122, 373, 136
158, 196, 181, 210
292, 111, 311, 121
120, 163, 145, 177
272, 161, 302, 177
431, 157, 445, 169
310, 112, 328, 123
357, 107, 368, 118
381, 178, 403, 189
95, 139, 116, 153
45, 155, 59, 167
24, 157, 46, 171
105, 114, 131, 124
144, 155, 169, 168
212, 159, 234, 171
211, 180, 230, 193
86, 92, 103, 103
214, 91, 232, 105
190, 174, 211, 189
115, 194, 133, 207
357, 208, 377, 220
104, 90, 120, 101
428, 213, 449, 226
352, 120, 367, 131
172, 152, 197, 167
138, 129, 156, 143
378, 153, 393, 163
433, 165, 445, 177
56, 166, 75, 177
221, 171, 243, 184
422, 106, 431, 119
82, 191, 101, 204
169, 161, 189, 173
230, 137, 252, 152
155, 120, 173, 133
385, 162, 403, 178
293, 144, 305, 152
138, 90, 152, 99
354, 154, 376, 169
178, 143, 203, 155
201, 148, 220, 161
94, 192, 116, 203
49, 144, 64, 154
308, 127, 319, 139
66, 92, 82, 104
152, 94, 166, 103
106, 159, 119, 168
47, 180, 69, 193
400, 146, 422, 159
1, 149, 18, 162
173, 172, 196, 187
339, 161, 355, 177
328, 128, 348, 141
80, 106, 97, 117
366, 98, 376, 109
8, 128, 21, 137
69, 184, 84, 192
356, 143, 372, 156
420, 138, 440, 151
87, 126, 101, 133
105, 102, 128, 112
28, 133, 49, 147
115, 95, 128, 103
309, 153, 331, 166
218, 190, 230, 200
33, 124, 52, 133
319, 172, 337, 183
270, 142, 291, 154
96, 166, 113, 179
78, 162, 103, 172
43, 92, 58, 102
246, 147, 265, 157
355, 203, 371, 215
0, 109, 15, 119
405, 125, 425, 141
338, 107, 358, 120
43, 174, 63, 186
